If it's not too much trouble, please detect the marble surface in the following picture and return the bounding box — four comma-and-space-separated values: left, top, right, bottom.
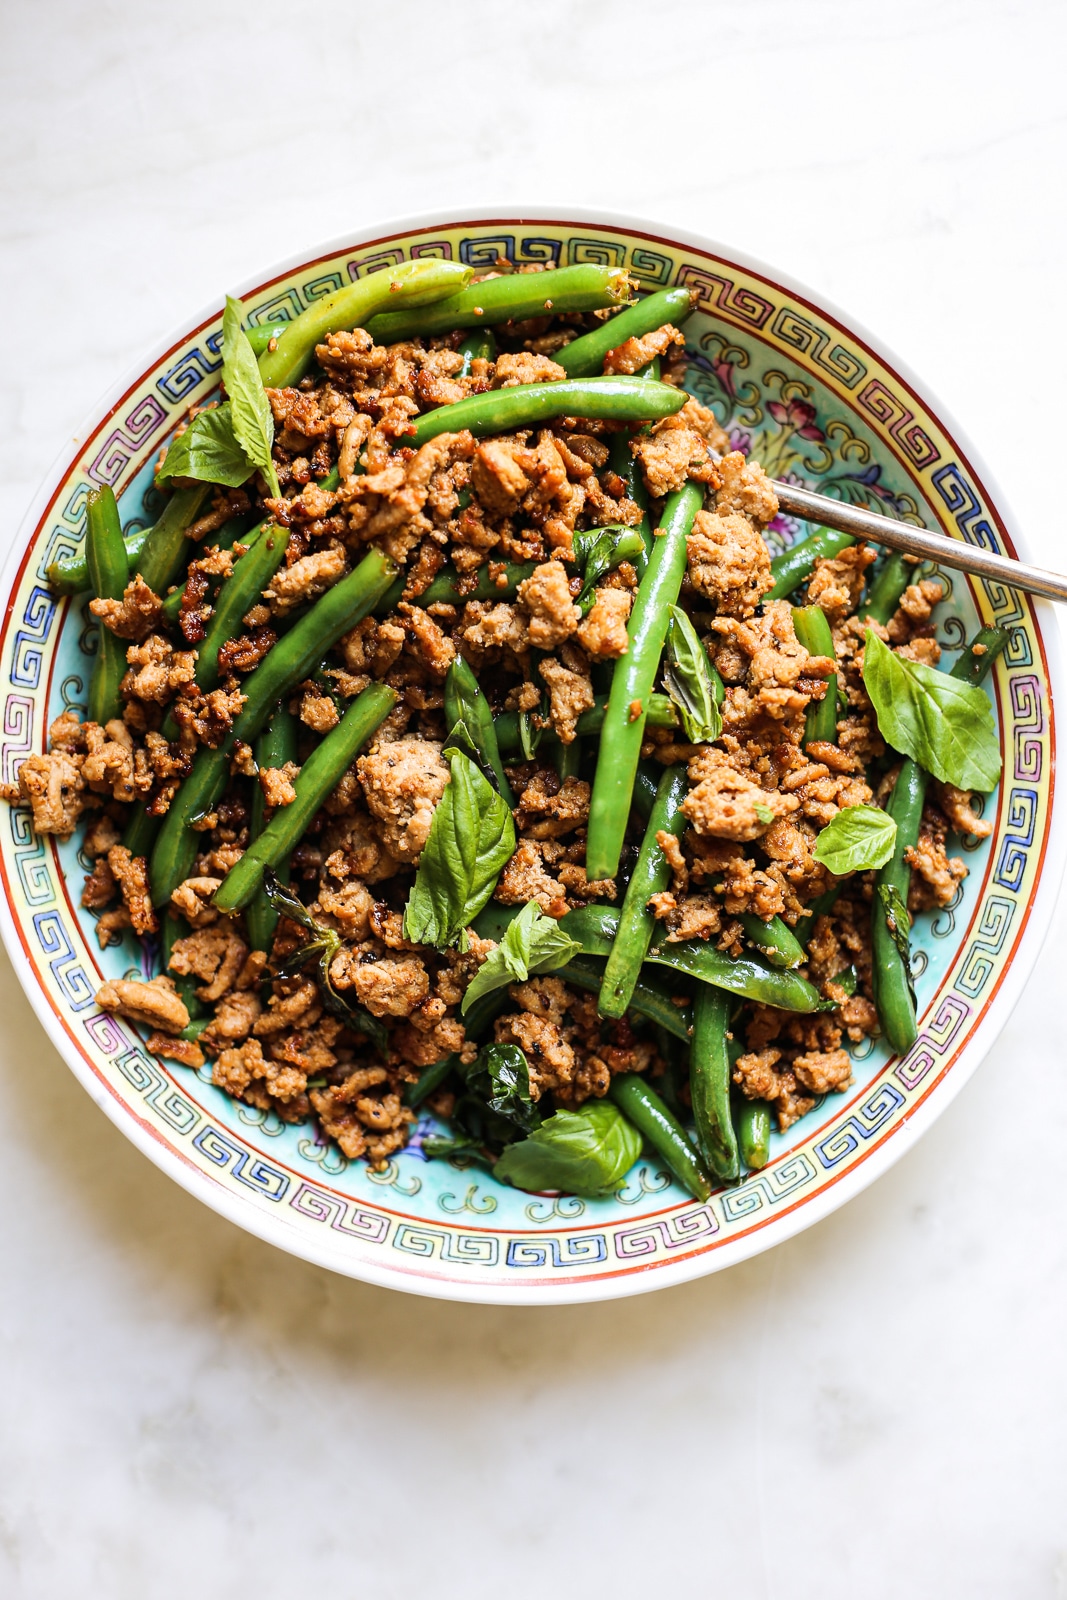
1, 2, 1066, 1594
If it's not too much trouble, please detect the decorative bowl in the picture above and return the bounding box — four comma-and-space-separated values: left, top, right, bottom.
1, 207, 1060, 1304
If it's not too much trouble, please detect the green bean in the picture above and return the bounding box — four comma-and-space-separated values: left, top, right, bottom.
586, 482, 703, 880
456, 329, 497, 376
363, 263, 631, 346
607, 430, 653, 557
557, 956, 692, 1041
791, 604, 838, 745
739, 914, 806, 970
690, 985, 738, 1181
765, 527, 855, 603
555, 286, 695, 379
404, 376, 687, 449
122, 806, 162, 859
149, 547, 398, 906
179, 1016, 211, 1043
214, 684, 397, 913
735, 1098, 772, 1170
554, 737, 583, 784
158, 512, 257, 627
860, 551, 912, 626
245, 321, 289, 357
494, 693, 678, 756
632, 760, 662, 821
245, 706, 299, 951
444, 656, 515, 804
47, 526, 148, 595
258, 259, 472, 388
608, 1072, 711, 1202
404, 1053, 459, 1108
85, 486, 130, 726
135, 484, 211, 595
374, 558, 539, 618
600, 764, 688, 1019
871, 627, 1008, 1053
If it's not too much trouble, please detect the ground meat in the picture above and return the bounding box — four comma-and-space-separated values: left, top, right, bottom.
213, 1037, 308, 1114
935, 782, 992, 840
331, 946, 430, 1018
96, 975, 189, 1035
493, 351, 567, 386
633, 415, 715, 498
576, 588, 631, 658
539, 648, 594, 744
713, 601, 834, 720
169, 877, 222, 928
122, 634, 197, 703
168, 922, 248, 1002
146, 1032, 205, 1070
263, 546, 347, 616
806, 545, 878, 624
682, 748, 798, 842
89, 574, 162, 642
106, 845, 157, 936
82, 720, 151, 804
259, 762, 300, 807
495, 1006, 576, 1099
906, 806, 968, 911
459, 601, 529, 658
5, 749, 87, 836
310, 1069, 414, 1166
712, 450, 779, 526
356, 737, 449, 862
686, 509, 772, 618
515, 772, 590, 838
654, 892, 723, 942
517, 562, 581, 649
602, 322, 686, 375
793, 1048, 853, 1095
495, 838, 568, 917
300, 687, 339, 733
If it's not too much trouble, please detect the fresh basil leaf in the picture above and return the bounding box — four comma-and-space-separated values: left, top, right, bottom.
663, 605, 723, 743
461, 1041, 542, 1133
461, 901, 582, 1014
574, 525, 647, 612
493, 1101, 642, 1197
753, 802, 774, 826
862, 630, 1001, 791
262, 870, 387, 1050
223, 295, 281, 498
812, 805, 897, 874
878, 882, 916, 1010
402, 748, 516, 950
156, 403, 254, 488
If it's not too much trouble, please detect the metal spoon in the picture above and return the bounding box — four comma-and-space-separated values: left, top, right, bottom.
773, 479, 1066, 605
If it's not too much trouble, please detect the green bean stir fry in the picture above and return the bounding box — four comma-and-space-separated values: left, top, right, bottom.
12, 256, 1007, 1199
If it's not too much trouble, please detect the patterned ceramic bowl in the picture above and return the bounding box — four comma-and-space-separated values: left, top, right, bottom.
1, 208, 1060, 1304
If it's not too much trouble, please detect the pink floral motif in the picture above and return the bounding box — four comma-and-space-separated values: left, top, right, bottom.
767, 398, 824, 442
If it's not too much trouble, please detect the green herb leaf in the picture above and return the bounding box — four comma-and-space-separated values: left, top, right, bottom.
402, 748, 516, 950
461, 901, 581, 1014
877, 881, 917, 1010
156, 403, 254, 488
462, 1042, 542, 1133
223, 295, 281, 498
812, 804, 898, 874
493, 1101, 642, 1197
753, 802, 774, 826
262, 871, 387, 1050
862, 630, 1001, 791
662, 605, 723, 743
573, 524, 647, 612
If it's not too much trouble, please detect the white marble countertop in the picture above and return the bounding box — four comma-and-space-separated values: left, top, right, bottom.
2, 3, 1066, 1594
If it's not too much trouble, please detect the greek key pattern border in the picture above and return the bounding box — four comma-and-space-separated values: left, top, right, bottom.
0, 221, 1051, 1286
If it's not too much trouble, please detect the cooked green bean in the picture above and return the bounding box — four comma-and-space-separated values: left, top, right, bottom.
48, 527, 147, 595
600, 764, 688, 1020
739, 914, 806, 970
404, 1053, 458, 1108
375, 558, 539, 618
554, 286, 695, 379
494, 693, 678, 756
798, 887, 840, 948
245, 321, 288, 357
245, 706, 299, 951
632, 760, 662, 822
158, 511, 258, 628
860, 551, 912, 626
257, 259, 472, 388
149, 547, 398, 906
214, 684, 397, 913
135, 484, 211, 595
765, 527, 855, 602
607, 429, 653, 557
690, 985, 738, 1181
122, 806, 162, 859
608, 1072, 710, 1202
557, 956, 692, 1041
456, 329, 496, 376
444, 656, 515, 804
404, 376, 687, 449
363, 263, 630, 346
872, 627, 1008, 1053
554, 737, 582, 783
586, 482, 703, 880
735, 1097, 772, 1170
791, 604, 838, 745
85, 486, 130, 726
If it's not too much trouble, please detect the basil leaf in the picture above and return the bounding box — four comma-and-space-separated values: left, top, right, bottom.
862, 631, 1001, 791
262, 871, 387, 1050
812, 805, 897, 874
574, 525, 647, 612
156, 403, 254, 488
877, 881, 916, 1010
462, 1041, 542, 1133
493, 1101, 642, 1197
223, 295, 281, 498
461, 900, 582, 1014
402, 747, 516, 950
663, 605, 723, 743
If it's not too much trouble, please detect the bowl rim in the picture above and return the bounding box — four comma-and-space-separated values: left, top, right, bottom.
2, 202, 1062, 1305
